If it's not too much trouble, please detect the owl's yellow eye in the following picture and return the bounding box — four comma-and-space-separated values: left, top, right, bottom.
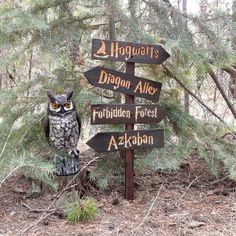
65, 100, 71, 109
52, 103, 60, 109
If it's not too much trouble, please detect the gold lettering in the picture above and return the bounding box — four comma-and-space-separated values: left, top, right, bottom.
137, 132, 143, 146
115, 42, 119, 58
110, 42, 115, 57
143, 135, 148, 143
124, 133, 132, 148
148, 46, 154, 58
92, 109, 98, 122
98, 70, 107, 84
119, 46, 125, 55
134, 81, 143, 94
125, 46, 132, 60
118, 136, 124, 145
132, 47, 141, 56
149, 135, 154, 145
114, 76, 121, 89
108, 135, 118, 151
108, 132, 154, 151
140, 47, 146, 56
95, 41, 160, 61
148, 87, 158, 95
154, 49, 159, 59
110, 74, 115, 83
135, 106, 141, 121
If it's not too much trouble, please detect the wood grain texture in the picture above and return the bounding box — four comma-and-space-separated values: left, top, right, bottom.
86, 129, 164, 152
84, 66, 162, 102
91, 104, 166, 124
92, 39, 170, 64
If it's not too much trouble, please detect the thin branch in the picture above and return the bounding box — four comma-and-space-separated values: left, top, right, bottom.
208, 67, 236, 119
6, 68, 19, 88
222, 66, 236, 77
163, 65, 225, 123
0, 124, 14, 159
22, 203, 57, 213
209, 175, 229, 185
175, 175, 202, 208
0, 166, 19, 188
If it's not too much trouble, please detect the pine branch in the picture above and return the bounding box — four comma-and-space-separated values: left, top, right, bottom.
30, 0, 74, 14
222, 66, 236, 77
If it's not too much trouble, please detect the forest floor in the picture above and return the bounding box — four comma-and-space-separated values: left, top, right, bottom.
0, 152, 236, 236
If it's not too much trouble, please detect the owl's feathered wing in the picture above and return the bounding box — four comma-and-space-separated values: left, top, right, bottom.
43, 111, 81, 143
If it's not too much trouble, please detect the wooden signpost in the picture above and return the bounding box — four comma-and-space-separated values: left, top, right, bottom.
85, 39, 170, 200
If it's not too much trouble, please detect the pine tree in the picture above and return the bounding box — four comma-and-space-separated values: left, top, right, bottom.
0, 0, 235, 190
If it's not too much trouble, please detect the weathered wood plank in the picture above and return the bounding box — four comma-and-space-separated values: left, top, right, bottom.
86, 129, 164, 152
92, 39, 170, 64
84, 66, 162, 102
91, 104, 166, 124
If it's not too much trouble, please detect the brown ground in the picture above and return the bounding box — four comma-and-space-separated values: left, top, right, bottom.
0, 155, 236, 236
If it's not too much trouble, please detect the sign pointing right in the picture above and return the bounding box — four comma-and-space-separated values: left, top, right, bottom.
91, 104, 166, 124
92, 39, 170, 64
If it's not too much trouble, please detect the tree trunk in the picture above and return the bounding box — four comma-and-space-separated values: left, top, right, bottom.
27, 50, 33, 97
208, 67, 236, 120
230, 0, 236, 99
182, 0, 190, 113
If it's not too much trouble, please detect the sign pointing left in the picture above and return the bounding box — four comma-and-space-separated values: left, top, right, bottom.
84, 66, 162, 102
86, 129, 164, 152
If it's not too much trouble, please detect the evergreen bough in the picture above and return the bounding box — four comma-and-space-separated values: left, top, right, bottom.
0, 0, 235, 190
65, 197, 99, 223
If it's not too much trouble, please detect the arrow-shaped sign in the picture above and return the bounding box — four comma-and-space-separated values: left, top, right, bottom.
84, 66, 162, 102
92, 39, 170, 64
86, 129, 164, 152
91, 104, 166, 124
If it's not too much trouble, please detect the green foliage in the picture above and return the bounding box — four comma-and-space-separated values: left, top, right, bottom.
65, 197, 99, 223
89, 152, 124, 189
135, 98, 236, 178
0, 0, 235, 192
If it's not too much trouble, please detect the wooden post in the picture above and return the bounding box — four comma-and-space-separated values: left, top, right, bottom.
125, 62, 135, 200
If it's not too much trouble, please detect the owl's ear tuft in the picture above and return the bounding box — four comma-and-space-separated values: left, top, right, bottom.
67, 90, 73, 100
47, 90, 55, 102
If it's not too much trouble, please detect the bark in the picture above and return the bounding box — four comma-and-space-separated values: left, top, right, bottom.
109, 13, 116, 41
163, 65, 225, 123
0, 74, 2, 89
230, 0, 236, 99
182, 0, 190, 113
27, 50, 33, 97
232, 0, 236, 50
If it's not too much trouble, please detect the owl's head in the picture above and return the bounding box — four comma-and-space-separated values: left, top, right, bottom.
47, 90, 75, 115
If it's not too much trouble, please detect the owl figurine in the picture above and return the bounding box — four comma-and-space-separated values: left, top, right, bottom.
44, 90, 81, 176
